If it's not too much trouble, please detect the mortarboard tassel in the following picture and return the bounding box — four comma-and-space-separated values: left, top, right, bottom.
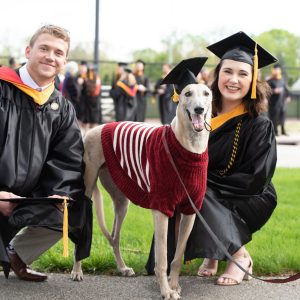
172, 85, 179, 102
63, 197, 69, 257
251, 43, 258, 99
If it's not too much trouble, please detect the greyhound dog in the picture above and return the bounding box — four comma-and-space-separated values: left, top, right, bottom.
72, 82, 212, 299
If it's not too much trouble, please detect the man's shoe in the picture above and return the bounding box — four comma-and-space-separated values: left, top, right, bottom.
6, 249, 47, 282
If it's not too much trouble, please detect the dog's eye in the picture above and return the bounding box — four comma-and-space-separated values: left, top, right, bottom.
185, 91, 192, 97
204, 90, 210, 97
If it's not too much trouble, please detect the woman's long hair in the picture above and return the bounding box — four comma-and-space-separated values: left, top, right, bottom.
210, 61, 271, 118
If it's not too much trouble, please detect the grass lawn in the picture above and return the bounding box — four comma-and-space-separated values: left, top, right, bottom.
33, 167, 300, 276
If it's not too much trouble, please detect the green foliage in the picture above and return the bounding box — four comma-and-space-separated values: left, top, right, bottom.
131, 48, 166, 83
256, 30, 300, 67
33, 168, 300, 276
255, 30, 300, 84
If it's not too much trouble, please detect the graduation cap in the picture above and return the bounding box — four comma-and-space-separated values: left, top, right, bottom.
0, 197, 74, 258
273, 63, 282, 69
136, 59, 146, 66
124, 66, 133, 74
207, 31, 278, 99
160, 57, 208, 102
118, 62, 128, 67
80, 60, 88, 66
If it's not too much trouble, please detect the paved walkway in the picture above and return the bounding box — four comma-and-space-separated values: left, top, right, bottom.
1, 273, 300, 300
276, 133, 300, 168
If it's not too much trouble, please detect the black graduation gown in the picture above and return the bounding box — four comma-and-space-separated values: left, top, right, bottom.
62, 73, 81, 120
155, 79, 177, 124
267, 77, 287, 134
80, 79, 101, 124
0, 76, 92, 267
135, 75, 149, 122
145, 113, 277, 274
110, 81, 137, 122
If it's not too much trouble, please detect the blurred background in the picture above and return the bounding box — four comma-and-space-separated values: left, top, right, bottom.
1, 0, 300, 121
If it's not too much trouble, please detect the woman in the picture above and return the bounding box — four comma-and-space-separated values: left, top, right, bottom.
146, 31, 278, 286
61, 61, 81, 120
110, 67, 138, 121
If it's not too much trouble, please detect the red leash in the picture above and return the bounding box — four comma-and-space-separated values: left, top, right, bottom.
162, 126, 300, 284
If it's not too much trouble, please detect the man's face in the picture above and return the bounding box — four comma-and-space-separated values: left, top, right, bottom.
272, 67, 282, 78
135, 62, 144, 72
25, 33, 68, 86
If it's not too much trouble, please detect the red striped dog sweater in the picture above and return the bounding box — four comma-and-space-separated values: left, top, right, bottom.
101, 122, 208, 217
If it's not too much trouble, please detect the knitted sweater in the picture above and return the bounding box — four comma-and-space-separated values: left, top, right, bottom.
101, 122, 208, 217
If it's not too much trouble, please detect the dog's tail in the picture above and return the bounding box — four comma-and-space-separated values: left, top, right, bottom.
93, 184, 114, 245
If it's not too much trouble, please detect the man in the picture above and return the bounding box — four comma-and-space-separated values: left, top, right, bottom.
155, 63, 177, 124
79, 64, 102, 133
8, 57, 19, 69
133, 59, 149, 122
0, 25, 92, 282
110, 66, 138, 121
267, 64, 290, 135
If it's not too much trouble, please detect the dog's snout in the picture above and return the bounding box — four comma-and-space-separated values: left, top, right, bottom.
194, 106, 204, 115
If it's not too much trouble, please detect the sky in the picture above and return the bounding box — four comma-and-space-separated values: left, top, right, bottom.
1, 0, 299, 62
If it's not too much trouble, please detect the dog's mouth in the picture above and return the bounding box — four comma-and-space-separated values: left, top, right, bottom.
186, 109, 205, 132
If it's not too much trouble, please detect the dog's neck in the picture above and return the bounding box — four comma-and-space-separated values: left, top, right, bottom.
171, 115, 210, 154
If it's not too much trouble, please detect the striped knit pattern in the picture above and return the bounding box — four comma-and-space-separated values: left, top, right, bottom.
101, 122, 208, 217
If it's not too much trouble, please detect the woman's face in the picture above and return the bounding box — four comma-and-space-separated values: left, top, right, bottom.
218, 59, 252, 104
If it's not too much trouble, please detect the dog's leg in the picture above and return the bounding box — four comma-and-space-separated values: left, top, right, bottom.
153, 210, 180, 300
71, 259, 83, 281
99, 167, 135, 276
112, 196, 135, 276
71, 165, 100, 281
71, 126, 105, 281
169, 213, 196, 294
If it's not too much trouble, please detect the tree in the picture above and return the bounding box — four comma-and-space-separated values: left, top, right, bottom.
255, 30, 300, 83
131, 48, 168, 82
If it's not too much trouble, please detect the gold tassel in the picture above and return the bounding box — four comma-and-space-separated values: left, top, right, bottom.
172, 85, 179, 102
251, 43, 258, 99
63, 197, 69, 257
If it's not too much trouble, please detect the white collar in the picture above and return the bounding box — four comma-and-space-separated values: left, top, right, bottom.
19, 64, 52, 91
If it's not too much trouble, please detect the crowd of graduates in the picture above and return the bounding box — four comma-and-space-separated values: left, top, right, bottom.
5, 56, 291, 137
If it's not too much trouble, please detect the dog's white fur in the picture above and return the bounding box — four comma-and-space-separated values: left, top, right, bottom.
71, 83, 212, 300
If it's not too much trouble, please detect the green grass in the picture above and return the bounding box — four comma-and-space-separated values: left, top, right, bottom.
33, 168, 300, 276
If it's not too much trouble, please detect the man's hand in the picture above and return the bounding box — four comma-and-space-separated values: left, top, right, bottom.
0, 191, 19, 216
138, 84, 147, 92
274, 87, 283, 94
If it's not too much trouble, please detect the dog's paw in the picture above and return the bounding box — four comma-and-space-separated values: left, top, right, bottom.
70, 270, 83, 281
120, 267, 135, 277
169, 283, 181, 295
161, 289, 181, 300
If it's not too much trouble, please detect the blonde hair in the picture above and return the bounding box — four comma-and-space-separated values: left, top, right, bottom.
29, 25, 70, 55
